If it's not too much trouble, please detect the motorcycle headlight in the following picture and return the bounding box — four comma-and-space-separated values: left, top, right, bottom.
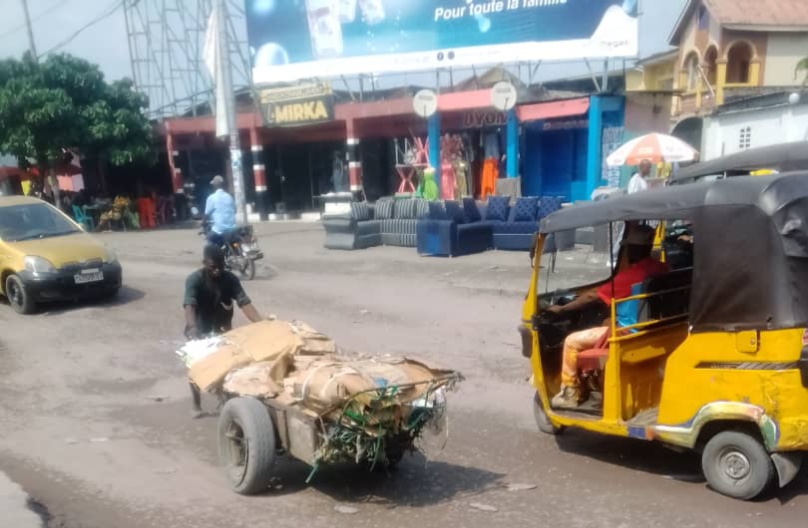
23, 256, 56, 274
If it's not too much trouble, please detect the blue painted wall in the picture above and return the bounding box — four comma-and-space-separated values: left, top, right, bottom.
521, 95, 625, 201
522, 123, 589, 200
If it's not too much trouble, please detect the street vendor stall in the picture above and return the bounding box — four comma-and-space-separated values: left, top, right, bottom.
177, 320, 463, 495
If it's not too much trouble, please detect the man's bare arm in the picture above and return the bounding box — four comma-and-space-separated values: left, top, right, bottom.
547, 289, 600, 314
241, 303, 263, 323
184, 305, 199, 339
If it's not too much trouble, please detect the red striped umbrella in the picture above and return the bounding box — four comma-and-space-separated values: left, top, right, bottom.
607, 133, 699, 167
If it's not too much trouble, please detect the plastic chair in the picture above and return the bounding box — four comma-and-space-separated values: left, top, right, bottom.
72, 205, 94, 231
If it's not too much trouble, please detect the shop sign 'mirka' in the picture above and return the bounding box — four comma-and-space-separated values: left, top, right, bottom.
272, 100, 330, 124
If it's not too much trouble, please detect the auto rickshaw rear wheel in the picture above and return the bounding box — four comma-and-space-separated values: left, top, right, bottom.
701, 431, 774, 500
533, 392, 564, 436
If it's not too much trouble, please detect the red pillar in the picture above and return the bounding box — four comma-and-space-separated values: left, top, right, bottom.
249, 127, 268, 220
345, 118, 363, 197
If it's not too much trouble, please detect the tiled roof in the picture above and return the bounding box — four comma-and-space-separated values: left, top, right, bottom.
671, 0, 808, 44
706, 0, 808, 27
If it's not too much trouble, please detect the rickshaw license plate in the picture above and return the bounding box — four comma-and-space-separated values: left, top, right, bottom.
74, 269, 104, 284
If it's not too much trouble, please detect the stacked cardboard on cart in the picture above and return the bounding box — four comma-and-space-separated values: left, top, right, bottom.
179, 320, 454, 414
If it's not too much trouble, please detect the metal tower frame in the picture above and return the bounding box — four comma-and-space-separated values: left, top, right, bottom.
123, 0, 252, 118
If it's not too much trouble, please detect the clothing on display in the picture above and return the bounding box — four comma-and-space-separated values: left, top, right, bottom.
440, 133, 469, 200
483, 132, 501, 160
440, 163, 456, 200
481, 158, 498, 199
419, 168, 439, 200
453, 160, 469, 198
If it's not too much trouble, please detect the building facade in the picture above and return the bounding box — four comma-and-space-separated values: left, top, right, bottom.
668, 0, 808, 147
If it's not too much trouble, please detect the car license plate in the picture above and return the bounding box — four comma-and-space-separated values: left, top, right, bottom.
74, 269, 104, 284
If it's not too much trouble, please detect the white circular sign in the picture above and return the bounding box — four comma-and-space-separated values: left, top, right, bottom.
413, 89, 438, 118
490, 81, 517, 111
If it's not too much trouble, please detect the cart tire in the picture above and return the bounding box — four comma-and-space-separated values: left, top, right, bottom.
534, 392, 564, 436
702, 431, 774, 500
218, 397, 276, 495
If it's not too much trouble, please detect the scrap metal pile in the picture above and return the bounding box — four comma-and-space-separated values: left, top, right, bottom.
176, 320, 463, 470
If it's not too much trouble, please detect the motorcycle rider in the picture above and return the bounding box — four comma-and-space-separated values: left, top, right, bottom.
205, 175, 236, 246
183, 244, 265, 418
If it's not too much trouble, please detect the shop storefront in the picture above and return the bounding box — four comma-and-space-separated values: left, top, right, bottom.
160, 90, 628, 217
442, 110, 508, 199
519, 96, 625, 202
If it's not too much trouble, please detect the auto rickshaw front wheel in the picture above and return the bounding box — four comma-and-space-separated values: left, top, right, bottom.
701, 431, 774, 500
533, 393, 564, 436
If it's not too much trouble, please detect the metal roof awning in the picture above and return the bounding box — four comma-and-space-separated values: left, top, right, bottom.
516, 97, 590, 123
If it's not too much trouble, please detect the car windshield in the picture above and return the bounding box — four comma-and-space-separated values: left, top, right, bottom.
0, 203, 80, 242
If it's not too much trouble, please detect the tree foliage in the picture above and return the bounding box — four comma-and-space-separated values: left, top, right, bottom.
0, 52, 155, 171
797, 57, 808, 86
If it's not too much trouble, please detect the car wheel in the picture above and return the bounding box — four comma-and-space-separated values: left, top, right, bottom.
702, 431, 774, 500
5, 274, 36, 315
534, 392, 564, 436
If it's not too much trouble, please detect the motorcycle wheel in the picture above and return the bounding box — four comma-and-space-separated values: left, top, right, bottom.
239, 258, 256, 281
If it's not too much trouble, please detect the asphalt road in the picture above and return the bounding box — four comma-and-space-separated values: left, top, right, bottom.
0, 223, 806, 528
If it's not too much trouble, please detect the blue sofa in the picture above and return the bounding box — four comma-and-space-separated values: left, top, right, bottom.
486, 196, 564, 251
415, 196, 564, 256
415, 199, 493, 257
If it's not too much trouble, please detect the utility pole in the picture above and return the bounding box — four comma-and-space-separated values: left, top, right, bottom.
20, 0, 38, 60
217, 0, 248, 225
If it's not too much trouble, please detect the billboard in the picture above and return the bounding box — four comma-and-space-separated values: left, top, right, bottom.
246, 0, 639, 83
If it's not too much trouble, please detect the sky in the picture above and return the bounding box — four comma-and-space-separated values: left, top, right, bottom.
0, 0, 688, 87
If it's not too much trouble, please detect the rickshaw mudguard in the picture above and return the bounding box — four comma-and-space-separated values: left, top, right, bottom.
772, 452, 803, 488
651, 401, 779, 451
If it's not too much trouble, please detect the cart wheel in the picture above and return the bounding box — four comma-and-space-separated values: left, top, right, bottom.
533, 392, 564, 436
217, 397, 277, 495
702, 431, 774, 500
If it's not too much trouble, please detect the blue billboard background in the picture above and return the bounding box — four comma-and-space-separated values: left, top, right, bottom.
247, 0, 639, 82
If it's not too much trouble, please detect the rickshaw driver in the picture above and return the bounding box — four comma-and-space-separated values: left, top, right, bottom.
545, 225, 669, 409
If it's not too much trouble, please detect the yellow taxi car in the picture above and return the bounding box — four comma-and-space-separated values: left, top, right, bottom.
0, 196, 122, 314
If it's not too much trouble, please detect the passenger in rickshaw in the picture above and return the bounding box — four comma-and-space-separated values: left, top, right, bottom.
545, 225, 669, 409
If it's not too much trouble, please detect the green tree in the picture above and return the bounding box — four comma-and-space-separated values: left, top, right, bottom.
0, 52, 154, 204
796, 57, 808, 86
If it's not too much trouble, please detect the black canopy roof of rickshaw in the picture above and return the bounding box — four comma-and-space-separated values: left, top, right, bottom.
669, 141, 808, 184
540, 172, 808, 236
540, 172, 808, 332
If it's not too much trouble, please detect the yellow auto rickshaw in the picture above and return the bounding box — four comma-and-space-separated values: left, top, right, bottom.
523, 173, 808, 500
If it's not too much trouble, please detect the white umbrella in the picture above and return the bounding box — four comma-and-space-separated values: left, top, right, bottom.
607, 133, 699, 167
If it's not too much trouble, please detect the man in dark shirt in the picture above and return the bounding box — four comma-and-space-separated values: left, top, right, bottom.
183, 244, 264, 417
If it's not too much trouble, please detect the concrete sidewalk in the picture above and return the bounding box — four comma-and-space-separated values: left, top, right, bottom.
0, 471, 44, 528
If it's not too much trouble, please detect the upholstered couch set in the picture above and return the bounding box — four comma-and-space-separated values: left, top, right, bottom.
323, 195, 564, 256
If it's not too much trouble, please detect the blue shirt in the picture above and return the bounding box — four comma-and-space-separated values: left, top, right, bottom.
205, 189, 236, 234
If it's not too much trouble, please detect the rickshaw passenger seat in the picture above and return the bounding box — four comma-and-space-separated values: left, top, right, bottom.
577, 270, 692, 374
639, 268, 693, 321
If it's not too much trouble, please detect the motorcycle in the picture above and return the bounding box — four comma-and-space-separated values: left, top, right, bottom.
200, 221, 264, 280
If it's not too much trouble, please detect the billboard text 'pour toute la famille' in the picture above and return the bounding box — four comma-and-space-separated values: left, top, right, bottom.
246, 0, 639, 83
